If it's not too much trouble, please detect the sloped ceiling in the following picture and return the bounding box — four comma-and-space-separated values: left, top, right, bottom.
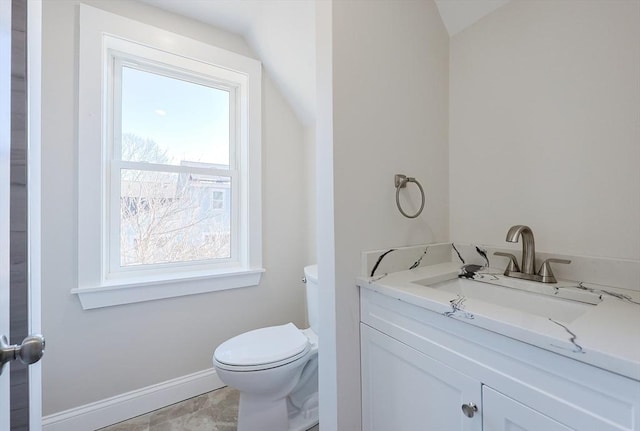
435, 0, 511, 36
139, 0, 511, 127
140, 0, 316, 126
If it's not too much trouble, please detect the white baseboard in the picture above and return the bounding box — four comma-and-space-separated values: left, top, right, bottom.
42, 368, 225, 431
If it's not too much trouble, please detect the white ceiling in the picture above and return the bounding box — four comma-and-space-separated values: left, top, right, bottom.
140, 0, 316, 126
139, 0, 510, 127
435, 0, 511, 36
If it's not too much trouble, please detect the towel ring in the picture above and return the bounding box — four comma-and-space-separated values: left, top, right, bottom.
395, 174, 425, 219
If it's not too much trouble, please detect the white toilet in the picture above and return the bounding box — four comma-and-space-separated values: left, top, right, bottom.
213, 265, 319, 431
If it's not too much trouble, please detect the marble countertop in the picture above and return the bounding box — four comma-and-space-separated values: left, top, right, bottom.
357, 262, 640, 381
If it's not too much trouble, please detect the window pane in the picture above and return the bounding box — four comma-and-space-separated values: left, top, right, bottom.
120, 169, 231, 266
121, 66, 230, 168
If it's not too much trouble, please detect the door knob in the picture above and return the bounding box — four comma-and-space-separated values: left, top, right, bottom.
461, 402, 478, 418
0, 334, 45, 375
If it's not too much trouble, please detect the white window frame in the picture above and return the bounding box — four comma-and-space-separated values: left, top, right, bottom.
73, 5, 263, 309
107, 48, 241, 277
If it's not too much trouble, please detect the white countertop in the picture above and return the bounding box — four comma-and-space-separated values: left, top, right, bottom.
357, 262, 640, 381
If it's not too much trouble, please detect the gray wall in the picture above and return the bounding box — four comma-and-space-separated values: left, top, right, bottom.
41, 0, 312, 415
316, 1, 450, 428
450, 0, 640, 260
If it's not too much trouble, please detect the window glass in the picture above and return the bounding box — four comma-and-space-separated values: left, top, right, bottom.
120, 66, 230, 167
120, 168, 232, 266
211, 190, 225, 210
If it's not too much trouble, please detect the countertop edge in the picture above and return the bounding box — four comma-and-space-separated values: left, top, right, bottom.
358, 263, 640, 382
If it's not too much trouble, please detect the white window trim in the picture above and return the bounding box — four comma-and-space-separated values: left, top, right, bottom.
106, 46, 242, 279
74, 5, 263, 309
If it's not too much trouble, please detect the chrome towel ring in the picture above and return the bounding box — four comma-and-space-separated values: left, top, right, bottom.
394, 174, 425, 219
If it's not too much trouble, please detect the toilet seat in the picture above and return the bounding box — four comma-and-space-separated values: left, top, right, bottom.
214, 323, 310, 372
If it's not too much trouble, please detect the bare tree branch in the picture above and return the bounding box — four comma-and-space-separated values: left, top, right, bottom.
119, 134, 230, 266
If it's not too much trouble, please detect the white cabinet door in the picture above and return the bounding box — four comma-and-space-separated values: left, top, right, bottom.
361, 324, 482, 431
483, 386, 574, 431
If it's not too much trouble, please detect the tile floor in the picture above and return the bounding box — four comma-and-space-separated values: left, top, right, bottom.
98, 386, 320, 431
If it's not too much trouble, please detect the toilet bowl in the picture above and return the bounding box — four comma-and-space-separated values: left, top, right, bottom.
213, 265, 319, 431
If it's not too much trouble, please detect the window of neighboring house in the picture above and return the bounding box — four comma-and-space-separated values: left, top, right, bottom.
74, 5, 263, 309
211, 190, 226, 210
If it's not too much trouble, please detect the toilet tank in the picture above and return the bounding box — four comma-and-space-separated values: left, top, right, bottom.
303, 265, 319, 333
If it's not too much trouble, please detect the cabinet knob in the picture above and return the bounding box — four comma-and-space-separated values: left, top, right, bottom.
461, 403, 478, 418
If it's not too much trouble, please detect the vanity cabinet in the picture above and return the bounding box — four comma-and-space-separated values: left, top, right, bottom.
361, 325, 481, 431
360, 288, 640, 431
482, 386, 572, 431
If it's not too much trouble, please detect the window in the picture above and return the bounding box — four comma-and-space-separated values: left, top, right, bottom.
74, 5, 263, 309
211, 190, 226, 210
113, 61, 235, 270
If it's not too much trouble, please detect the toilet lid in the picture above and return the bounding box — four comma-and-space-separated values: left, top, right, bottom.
214, 323, 309, 367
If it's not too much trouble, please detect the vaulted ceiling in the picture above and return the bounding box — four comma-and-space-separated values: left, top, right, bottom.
140, 0, 510, 127
435, 0, 511, 36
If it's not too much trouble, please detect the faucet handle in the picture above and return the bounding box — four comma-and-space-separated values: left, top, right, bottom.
537, 258, 571, 283
494, 252, 520, 274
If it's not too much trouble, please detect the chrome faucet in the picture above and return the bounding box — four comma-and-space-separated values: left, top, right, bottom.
494, 225, 571, 283
506, 225, 536, 274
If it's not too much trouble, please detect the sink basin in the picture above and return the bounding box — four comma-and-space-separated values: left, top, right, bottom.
415, 278, 595, 323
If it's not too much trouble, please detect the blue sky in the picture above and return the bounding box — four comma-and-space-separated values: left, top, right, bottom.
121, 66, 230, 167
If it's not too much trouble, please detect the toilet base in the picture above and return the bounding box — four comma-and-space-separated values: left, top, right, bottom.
237, 393, 288, 431
288, 393, 319, 431
236, 392, 319, 431
289, 414, 319, 431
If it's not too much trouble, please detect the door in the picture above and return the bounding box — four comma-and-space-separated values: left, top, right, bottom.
1, 0, 13, 425
482, 386, 574, 431
1, 0, 43, 429
361, 324, 482, 431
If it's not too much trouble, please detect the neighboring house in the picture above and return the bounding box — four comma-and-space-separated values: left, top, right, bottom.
120, 159, 231, 266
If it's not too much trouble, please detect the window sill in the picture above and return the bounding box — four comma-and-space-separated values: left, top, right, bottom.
71, 268, 265, 310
